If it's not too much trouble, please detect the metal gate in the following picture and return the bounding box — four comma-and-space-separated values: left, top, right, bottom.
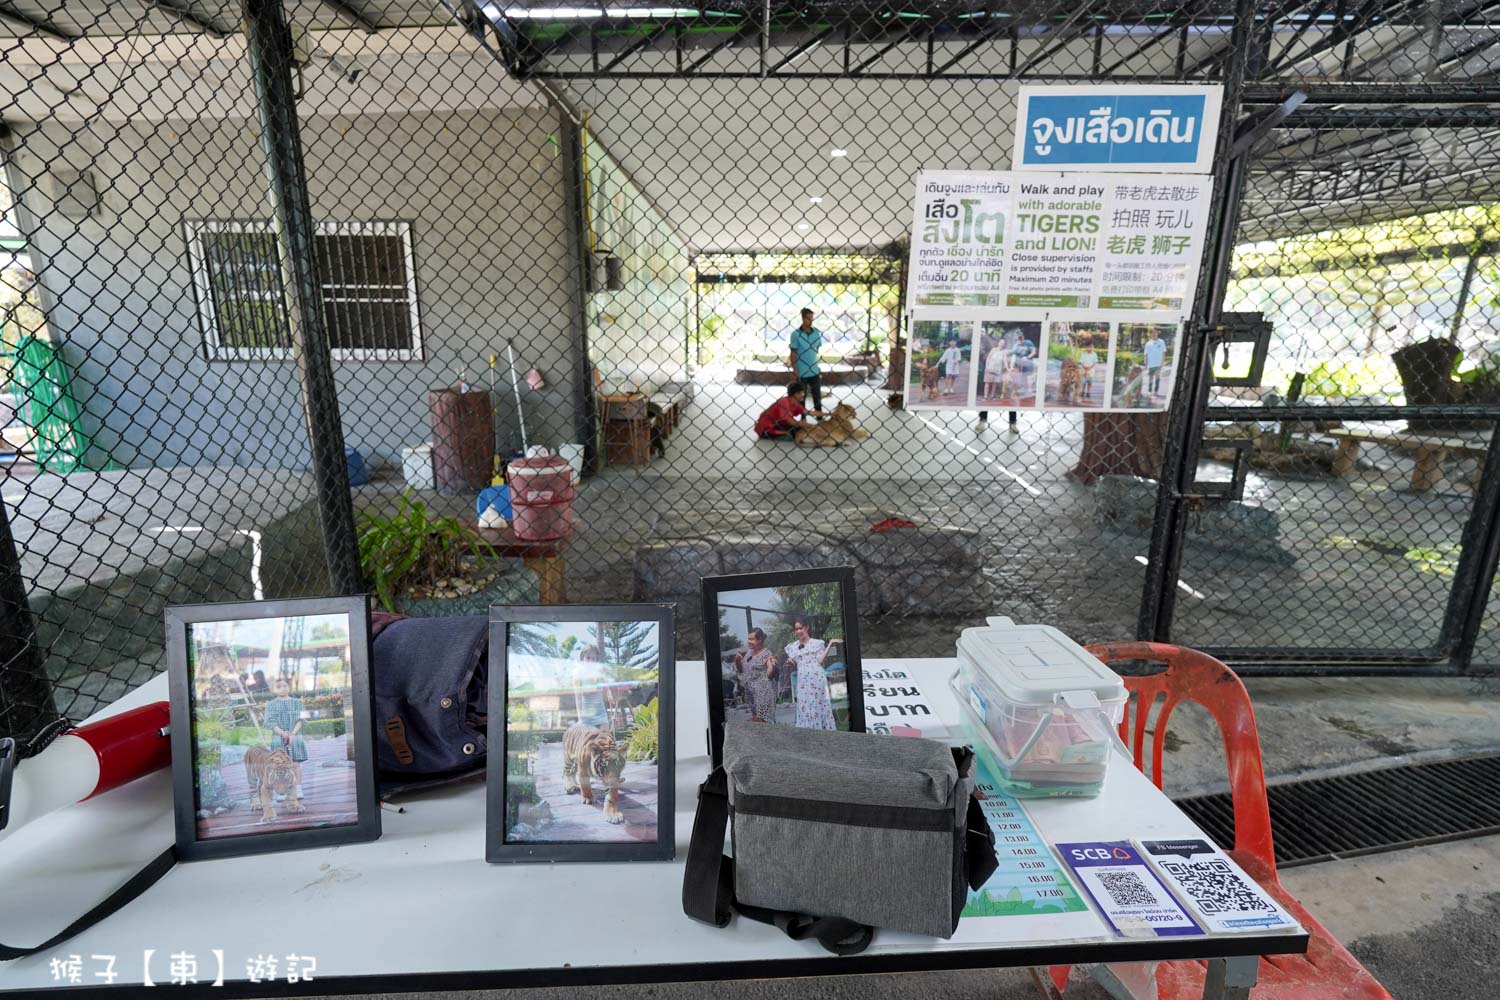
1143, 92, 1500, 675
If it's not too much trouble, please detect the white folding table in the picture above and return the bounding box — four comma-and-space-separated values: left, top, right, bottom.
0, 659, 1305, 998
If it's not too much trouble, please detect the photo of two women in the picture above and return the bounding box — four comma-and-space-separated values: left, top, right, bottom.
716, 582, 852, 732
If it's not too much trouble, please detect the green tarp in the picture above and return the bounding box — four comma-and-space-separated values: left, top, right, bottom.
10, 335, 88, 474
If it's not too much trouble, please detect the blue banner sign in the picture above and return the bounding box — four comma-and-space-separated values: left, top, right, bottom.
1014, 86, 1222, 173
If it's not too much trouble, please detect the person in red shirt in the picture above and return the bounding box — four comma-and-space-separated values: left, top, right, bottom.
754, 383, 823, 440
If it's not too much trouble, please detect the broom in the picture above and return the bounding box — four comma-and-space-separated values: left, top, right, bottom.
506, 339, 531, 455
489, 354, 503, 486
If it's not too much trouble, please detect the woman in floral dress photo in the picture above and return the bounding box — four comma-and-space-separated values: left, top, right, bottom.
734, 627, 779, 723
783, 616, 836, 730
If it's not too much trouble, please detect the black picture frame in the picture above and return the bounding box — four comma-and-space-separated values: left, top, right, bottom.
165, 596, 381, 861
487, 603, 676, 864
701, 565, 865, 767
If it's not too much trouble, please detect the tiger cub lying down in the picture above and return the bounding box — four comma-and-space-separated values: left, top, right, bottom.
244, 746, 302, 824
562, 723, 626, 824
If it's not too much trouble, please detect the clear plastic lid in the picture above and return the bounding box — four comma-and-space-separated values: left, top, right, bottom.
956, 617, 1126, 708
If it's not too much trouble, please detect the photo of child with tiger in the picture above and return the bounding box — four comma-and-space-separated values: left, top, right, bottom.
500, 618, 663, 845
187, 612, 359, 841
1043, 320, 1111, 410
905, 318, 977, 409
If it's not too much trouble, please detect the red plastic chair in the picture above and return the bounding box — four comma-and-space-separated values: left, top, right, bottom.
1039, 641, 1392, 1000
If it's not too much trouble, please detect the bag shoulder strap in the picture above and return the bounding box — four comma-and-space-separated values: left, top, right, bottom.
681, 767, 874, 956
0, 847, 176, 960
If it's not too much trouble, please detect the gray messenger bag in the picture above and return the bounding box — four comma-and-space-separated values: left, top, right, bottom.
682, 721, 998, 954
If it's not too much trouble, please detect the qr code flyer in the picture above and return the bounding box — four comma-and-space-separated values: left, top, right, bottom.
1139, 839, 1300, 935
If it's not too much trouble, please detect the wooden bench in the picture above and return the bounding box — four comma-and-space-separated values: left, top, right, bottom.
1327, 424, 1488, 491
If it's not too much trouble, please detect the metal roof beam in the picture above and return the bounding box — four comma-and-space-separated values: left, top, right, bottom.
1436, 28, 1500, 74
152, 0, 231, 37
1011, 2, 1098, 78
684, 20, 755, 73
0, 3, 79, 41
1184, 0, 1307, 77
929, 11, 1013, 76
1266, 0, 1425, 77
767, 22, 838, 74
317, 0, 379, 32
600, 19, 674, 73
1096, 13, 1184, 76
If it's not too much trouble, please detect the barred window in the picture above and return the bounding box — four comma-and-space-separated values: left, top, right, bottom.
186, 219, 422, 361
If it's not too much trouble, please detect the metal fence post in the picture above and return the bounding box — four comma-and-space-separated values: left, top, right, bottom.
0, 496, 53, 736
1445, 419, 1500, 671
241, 0, 362, 596
1136, 0, 1255, 642
561, 119, 600, 471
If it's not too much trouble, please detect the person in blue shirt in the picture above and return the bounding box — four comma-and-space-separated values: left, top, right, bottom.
1143, 329, 1168, 395
786, 307, 824, 414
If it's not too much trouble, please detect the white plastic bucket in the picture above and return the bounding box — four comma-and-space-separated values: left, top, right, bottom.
558, 443, 584, 485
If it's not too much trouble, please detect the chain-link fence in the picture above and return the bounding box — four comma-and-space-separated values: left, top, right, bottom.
3, 0, 1500, 738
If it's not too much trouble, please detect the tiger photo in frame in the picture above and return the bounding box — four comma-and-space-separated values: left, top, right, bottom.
487, 604, 676, 863
165, 596, 380, 861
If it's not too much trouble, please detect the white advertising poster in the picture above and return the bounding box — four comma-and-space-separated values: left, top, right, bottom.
904, 170, 1208, 413
908, 172, 1012, 310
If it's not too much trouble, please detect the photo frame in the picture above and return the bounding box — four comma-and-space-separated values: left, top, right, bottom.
701, 566, 865, 767
165, 596, 380, 861
487, 604, 675, 863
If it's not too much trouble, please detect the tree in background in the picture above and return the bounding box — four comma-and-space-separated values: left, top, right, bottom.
771, 582, 845, 646
592, 620, 659, 680
508, 623, 579, 661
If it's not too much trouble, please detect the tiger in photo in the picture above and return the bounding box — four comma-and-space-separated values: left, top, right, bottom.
1058, 357, 1082, 404
244, 746, 302, 824
562, 723, 626, 825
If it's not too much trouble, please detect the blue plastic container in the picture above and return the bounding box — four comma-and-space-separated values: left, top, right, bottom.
345, 446, 370, 486
476, 484, 512, 521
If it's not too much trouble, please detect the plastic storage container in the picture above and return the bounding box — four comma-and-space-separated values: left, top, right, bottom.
401, 443, 434, 488
507, 455, 575, 540
952, 617, 1127, 798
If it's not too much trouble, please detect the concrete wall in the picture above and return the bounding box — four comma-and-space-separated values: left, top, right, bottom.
584, 132, 693, 392
10, 104, 578, 471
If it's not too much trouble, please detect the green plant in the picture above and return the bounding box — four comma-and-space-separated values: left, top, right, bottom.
357, 490, 496, 611
1303, 356, 1399, 398
625, 697, 659, 762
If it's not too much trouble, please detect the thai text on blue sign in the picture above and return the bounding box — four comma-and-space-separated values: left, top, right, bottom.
1013, 85, 1222, 173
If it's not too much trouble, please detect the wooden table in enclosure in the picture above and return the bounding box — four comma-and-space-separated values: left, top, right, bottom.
1327, 423, 1489, 491
469, 521, 570, 603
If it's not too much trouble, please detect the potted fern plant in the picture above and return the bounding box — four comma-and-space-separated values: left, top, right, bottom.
357, 490, 539, 614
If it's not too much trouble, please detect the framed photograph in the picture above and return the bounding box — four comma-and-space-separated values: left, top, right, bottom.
701, 566, 865, 766
165, 596, 380, 861
487, 604, 675, 863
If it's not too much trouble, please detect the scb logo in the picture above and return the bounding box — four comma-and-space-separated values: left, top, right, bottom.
1070, 846, 1133, 861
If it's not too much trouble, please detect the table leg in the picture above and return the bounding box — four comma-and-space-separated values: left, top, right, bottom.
1202, 955, 1258, 1000
1331, 438, 1360, 478
1026, 968, 1064, 1000
525, 554, 566, 603
1411, 445, 1447, 492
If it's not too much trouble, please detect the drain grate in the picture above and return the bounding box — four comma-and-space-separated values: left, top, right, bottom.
1173, 753, 1500, 868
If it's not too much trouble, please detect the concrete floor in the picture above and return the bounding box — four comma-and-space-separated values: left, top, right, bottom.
10, 377, 1498, 715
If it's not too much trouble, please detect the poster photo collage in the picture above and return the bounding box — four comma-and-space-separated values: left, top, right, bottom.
904, 316, 1178, 413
